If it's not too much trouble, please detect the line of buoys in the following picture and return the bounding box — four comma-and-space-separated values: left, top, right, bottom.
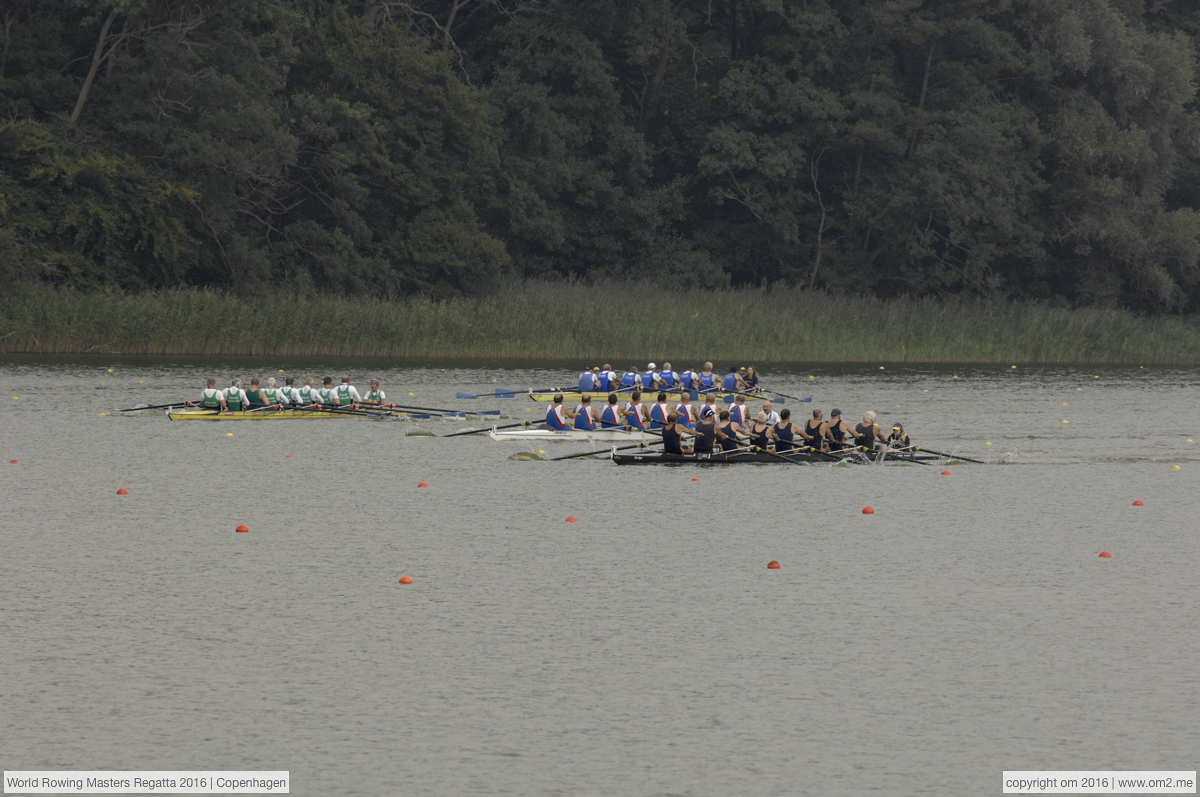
940, 470, 950, 475
565, 516, 577, 523
767, 560, 780, 569
1132, 500, 1143, 506
1098, 551, 1111, 558
862, 506, 874, 515
418, 482, 428, 488
116, 488, 128, 495
399, 575, 413, 584
235, 524, 249, 533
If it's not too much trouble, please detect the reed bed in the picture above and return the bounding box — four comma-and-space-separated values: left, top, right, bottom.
2, 282, 1199, 363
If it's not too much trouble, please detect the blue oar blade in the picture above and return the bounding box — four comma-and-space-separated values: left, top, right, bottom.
476, 410, 501, 415
689, 390, 699, 400
495, 389, 516, 398
455, 392, 479, 399
802, 396, 813, 402
407, 413, 431, 419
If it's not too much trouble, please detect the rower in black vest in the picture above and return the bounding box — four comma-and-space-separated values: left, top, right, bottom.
661, 411, 699, 455
717, 410, 743, 452
694, 413, 717, 456
855, 410, 884, 451
748, 412, 772, 449
826, 408, 862, 451
804, 408, 826, 451
775, 408, 803, 453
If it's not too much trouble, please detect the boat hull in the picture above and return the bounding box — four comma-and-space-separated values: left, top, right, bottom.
488, 428, 658, 442
611, 450, 942, 465
527, 389, 765, 403
167, 408, 408, 421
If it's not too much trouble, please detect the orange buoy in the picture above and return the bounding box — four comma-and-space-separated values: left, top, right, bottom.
418, 482, 428, 488
692, 477, 700, 481
862, 506, 874, 515
1098, 551, 1111, 558
940, 470, 950, 475
1132, 500, 1143, 506
285, 455, 293, 459
767, 560, 781, 569
235, 524, 249, 533
9, 459, 17, 464
116, 488, 128, 495
399, 575, 413, 584
565, 516, 577, 523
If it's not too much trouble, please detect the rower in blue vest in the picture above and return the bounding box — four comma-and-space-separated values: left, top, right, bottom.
623, 391, 648, 429
658, 362, 679, 388
597, 364, 616, 392
648, 393, 672, 430
620, 368, 639, 390
728, 395, 749, 426
577, 367, 599, 393
545, 394, 576, 430
722, 366, 746, 392
641, 363, 661, 391
599, 393, 624, 427
674, 394, 698, 429
679, 367, 695, 390
697, 362, 717, 392
698, 392, 719, 421
573, 395, 598, 430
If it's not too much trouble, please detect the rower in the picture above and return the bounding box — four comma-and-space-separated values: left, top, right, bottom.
363, 380, 386, 405
774, 408, 805, 453
335, 375, 362, 406
887, 423, 911, 451
658, 362, 679, 389
761, 400, 781, 425
224, 379, 249, 412
662, 411, 700, 455
641, 363, 662, 391
728, 395, 749, 427
577, 367, 599, 393
675, 394, 698, 429
263, 377, 288, 406
623, 391, 648, 430
717, 410, 747, 452
748, 412, 773, 450
856, 411, 884, 451
545, 393, 577, 430
679, 366, 696, 390
245, 377, 269, 408
599, 393, 624, 427
698, 392, 719, 422
318, 377, 336, 405
648, 392, 672, 430
195, 378, 226, 409
697, 362, 717, 392
282, 377, 301, 405
722, 366, 744, 393
693, 409, 718, 458
744, 366, 761, 393
598, 364, 617, 393
826, 408, 863, 451
574, 394, 598, 430
297, 377, 319, 405
805, 408, 827, 452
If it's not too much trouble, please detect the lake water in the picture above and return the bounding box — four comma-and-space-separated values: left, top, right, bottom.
1, 357, 1197, 796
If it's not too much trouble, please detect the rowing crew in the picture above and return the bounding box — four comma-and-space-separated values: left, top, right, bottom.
190, 376, 389, 411
577, 362, 762, 394
546, 392, 911, 454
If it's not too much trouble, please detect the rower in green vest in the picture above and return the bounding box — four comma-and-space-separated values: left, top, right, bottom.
224, 379, 249, 411
363, 379, 386, 405
263, 377, 288, 407
335, 374, 362, 406
297, 377, 319, 405
318, 376, 336, 404
245, 377, 269, 408
194, 377, 226, 409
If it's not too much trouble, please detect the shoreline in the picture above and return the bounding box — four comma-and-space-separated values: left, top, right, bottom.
2, 283, 1199, 364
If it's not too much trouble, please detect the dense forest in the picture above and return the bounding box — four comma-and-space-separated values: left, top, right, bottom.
1, 0, 1199, 311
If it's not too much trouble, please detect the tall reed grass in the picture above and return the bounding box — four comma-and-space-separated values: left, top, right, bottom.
1, 282, 1198, 363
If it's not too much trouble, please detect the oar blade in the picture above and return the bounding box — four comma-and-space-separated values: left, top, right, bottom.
455, 392, 479, 399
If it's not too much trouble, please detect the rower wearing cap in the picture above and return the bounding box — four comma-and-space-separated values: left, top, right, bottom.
648, 392, 672, 430
545, 393, 577, 430
826, 408, 863, 451
675, 393, 698, 429
642, 363, 662, 391
194, 377, 227, 409
574, 394, 598, 430
334, 375, 362, 406
363, 380, 386, 405
578, 367, 599, 393
599, 393, 624, 427
887, 422, 911, 451
698, 392, 719, 421
697, 362, 717, 393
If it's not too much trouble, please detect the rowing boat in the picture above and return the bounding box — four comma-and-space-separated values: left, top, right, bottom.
611, 450, 944, 465
527, 389, 769, 403
488, 427, 659, 442
166, 408, 411, 421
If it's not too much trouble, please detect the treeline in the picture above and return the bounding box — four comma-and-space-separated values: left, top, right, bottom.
1, 0, 1199, 311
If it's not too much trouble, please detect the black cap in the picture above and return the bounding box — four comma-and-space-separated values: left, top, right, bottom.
831, 408, 841, 416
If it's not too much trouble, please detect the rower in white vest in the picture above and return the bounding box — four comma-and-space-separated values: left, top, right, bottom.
335, 375, 362, 406
363, 380, 386, 405
317, 376, 336, 404
281, 376, 302, 404
263, 377, 289, 406
573, 394, 599, 430
223, 379, 250, 412
194, 377, 226, 409
296, 377, 320, 405
577, 367, 599, 393
545, 394, 577, 430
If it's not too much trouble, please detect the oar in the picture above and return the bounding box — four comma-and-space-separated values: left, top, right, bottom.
384, 402, 467, 414
764, 390, 812, 402
444, 421, 533, 437
119, 401, 195, 411
910, 446, 987, 464
549, 440, 662, 461
456, 389, 517, 399
750, 445, 806, 466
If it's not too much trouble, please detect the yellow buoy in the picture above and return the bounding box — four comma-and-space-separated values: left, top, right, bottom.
107, 369, 113, 373
226, 432, 233, 437
1011, 365, 1016, 369
1094, 375, 1099, 379
1187, 439, 1193, 443
138, 380, 144, 383
808, 375, 815, 380
879, 366, 885, 370
985, 442, 993, 445
538, 450, 545, 454
1172, 465, 1181, 470
408, 392, 414, 396
1076, 388, 1082, 391
10, 396, 17, 400
1062, 402, 1068, 406
923, 389, 928, 392
952, 375, 959, 379
98, 412, 106, 416
1062, 420, 1069, 423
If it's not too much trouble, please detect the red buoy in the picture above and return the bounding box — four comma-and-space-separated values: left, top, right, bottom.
566, 516, 577, 523
862, 506, 874, 515
8, 460, 16, 464
941, 470, 950, 475
1098, 551, 1111, 558
116, 488, 128, 495
285, 455, 293, 459
767, 560, 781, 569
692, 477, 700, 481
399, 575, 413, 584
418, 482, 428, 488
1132, 500, 1143, 506
235, 524, 249, 533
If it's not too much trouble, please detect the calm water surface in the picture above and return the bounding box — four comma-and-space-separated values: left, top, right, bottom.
1, 358, 1197, 796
